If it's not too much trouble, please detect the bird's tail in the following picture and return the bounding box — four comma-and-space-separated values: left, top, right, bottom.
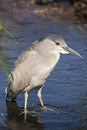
5, 75, 18, 101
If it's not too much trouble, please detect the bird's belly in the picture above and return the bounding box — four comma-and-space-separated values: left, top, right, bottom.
24, 67, 53, 91
24, 54, 59, 91
24, 76, 45, 92
29, 64, 57, 90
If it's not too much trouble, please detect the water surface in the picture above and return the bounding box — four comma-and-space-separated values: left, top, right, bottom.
0, 16, 87, 130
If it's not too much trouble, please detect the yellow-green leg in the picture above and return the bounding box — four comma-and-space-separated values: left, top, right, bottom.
37, 87, 44, 107
24, 91, 28, 119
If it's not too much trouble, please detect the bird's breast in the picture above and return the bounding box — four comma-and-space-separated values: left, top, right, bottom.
29, 52, 60, 89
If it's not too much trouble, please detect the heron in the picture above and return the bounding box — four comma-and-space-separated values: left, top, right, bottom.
5, 34, 82, 114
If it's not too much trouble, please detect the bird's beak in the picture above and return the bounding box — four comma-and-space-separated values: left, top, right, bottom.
63, 46, 82, 58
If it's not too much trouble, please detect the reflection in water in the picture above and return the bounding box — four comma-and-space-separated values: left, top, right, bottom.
6, 101, 44, 130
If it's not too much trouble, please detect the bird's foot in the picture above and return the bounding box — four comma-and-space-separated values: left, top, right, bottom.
40, 105, 55, 112
20, 108, 36, 120
20, 109, 30, 120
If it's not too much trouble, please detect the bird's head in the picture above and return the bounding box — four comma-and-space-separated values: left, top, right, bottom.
45, 34, 82, 58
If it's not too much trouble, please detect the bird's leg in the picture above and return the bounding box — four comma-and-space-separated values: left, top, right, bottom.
37, 87, 54, 112
24, 91, 28, 111
24, 91, 28, 119
37, 87, 44, 107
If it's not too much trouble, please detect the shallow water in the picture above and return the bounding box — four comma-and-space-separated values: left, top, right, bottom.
0, 16, 87, 130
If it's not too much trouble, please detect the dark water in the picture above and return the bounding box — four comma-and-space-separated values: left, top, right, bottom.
0, 16, 87, 130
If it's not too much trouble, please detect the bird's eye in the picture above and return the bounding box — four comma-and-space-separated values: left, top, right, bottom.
55, 42, 60, 46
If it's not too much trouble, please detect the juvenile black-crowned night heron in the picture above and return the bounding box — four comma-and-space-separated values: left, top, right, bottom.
6, 34, 81, 114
